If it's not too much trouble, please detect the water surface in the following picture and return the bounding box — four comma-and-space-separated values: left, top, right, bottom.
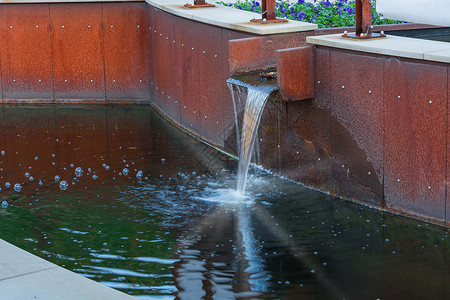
0, 105, 448, 299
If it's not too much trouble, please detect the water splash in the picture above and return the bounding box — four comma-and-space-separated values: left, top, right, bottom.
227, 78, 277, 193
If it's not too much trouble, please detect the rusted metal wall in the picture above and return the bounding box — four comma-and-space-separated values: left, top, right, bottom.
303, 47, 449, 224
0, 2, 149, 103
147, 5, 260, 146
0, 2, 448, 225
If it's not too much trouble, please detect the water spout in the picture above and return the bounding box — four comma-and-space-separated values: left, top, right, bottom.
227, 78, 277, 193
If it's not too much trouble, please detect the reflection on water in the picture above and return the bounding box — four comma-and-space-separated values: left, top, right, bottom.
0, 105, 448, 299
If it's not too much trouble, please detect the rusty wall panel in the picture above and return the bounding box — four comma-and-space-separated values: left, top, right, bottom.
314, 47, 331, 109
159, 10, 180, 123
228, 32, 312, 75
222, 29, 251, 154
277, 46, 315, 101
281, 100, 332, 192
148, 5, 155, 100
50, 3, 105, 100
198, 24, 224, 146
177, 18, 200, 133
384, 59, 447, 221
330, 51, 384, 206
448, 67, 450, 223
0, 5, 52, 100
103, 3, 149, 101
258, 100, 283, 174
151, 8, 168, 111
3, 106, 56, 189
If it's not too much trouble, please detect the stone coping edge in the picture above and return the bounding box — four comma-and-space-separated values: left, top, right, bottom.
307, 33, 450, 64
145, 0, 317, 35
0, 238, 134, 299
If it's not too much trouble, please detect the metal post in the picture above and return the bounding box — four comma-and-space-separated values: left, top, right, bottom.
251, 0, 288, 23
184, 0, 215, 8
343, 0, 385, 39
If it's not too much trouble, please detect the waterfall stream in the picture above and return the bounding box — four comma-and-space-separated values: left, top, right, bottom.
227, 78, 277, 193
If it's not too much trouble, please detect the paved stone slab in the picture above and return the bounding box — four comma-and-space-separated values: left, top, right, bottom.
307, 33, 450, 63
146, 0, 317, 35
0, 239, 134, 300
0, 239, 55, 281
425, 49, 450, 64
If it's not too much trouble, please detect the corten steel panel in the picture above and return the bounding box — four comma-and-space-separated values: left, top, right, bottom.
314, 47, 331, 109
50, 4, 105, 100
198, 23, 225, 146
148, 5, 155, 100
103, 3, 149, 101
0, 5, 52, 100
277, 46, 315, 101
151, 8, 168, 111
331, 51, 384, 203
158, 10, 180, 123
384, 59, 447, 221
222, 29, 252, 154
280, 100, 333, 192
177, 18, 201, 134
257, 100, 284, 173
330, 51, 384, 206
228, 32, 313, 75
3, 106, 57, 192
54, 106, 108, 181
448, 67, 450, 223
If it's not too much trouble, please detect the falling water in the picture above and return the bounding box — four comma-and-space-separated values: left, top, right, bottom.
227, 78, 277, 193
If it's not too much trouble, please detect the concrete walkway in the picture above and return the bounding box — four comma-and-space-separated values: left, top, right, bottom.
0, 239, 134, 300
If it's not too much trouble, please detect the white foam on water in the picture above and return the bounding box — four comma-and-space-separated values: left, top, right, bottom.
195, 188, 253, 205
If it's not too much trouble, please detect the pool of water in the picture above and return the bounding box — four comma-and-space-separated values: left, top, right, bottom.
0, 105, 448, 299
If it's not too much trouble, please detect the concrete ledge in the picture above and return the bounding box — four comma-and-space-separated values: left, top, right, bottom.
146, 0, 317, 35
307, 33, 450, 63
0, 239, 134, 300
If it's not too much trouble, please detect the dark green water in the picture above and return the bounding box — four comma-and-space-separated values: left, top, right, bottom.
0, 105, 448, 299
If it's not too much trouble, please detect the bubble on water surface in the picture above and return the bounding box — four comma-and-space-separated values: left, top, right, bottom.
136, 171, 143, 180
92, 174, 98, 180
75, 167, 83, 177
14, 183, 22, 192
122, 168, 129, 176
54, 175, 60, 182
1, 201, 8, 208
5, 182, 10, 188
25, 172, 30, 178
0, 151, 4, 155
59, 181, 68, 191
29, 176, 34, 181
